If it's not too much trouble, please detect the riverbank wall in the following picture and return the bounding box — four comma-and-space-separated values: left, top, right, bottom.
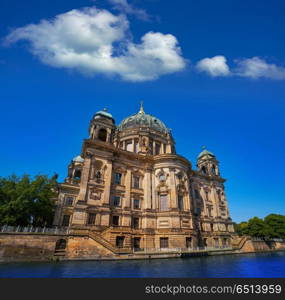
1, 231, 285, 262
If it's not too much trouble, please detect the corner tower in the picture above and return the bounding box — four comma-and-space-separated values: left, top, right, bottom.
89, 108, 115, 143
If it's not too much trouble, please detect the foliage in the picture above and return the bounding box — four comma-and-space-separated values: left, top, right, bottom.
264, 214, 285, 239
0, 174, 58, 227
236, 214, 285, 239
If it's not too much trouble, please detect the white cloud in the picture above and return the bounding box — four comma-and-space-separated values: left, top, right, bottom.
4, 6, 186, 82
196, 55, 231, 77
235, 57, 285, 80
108, 0, 150, 21
196, 55, 285, 80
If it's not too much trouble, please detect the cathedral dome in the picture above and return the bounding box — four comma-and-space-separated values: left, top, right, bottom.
118, 103, 170, 134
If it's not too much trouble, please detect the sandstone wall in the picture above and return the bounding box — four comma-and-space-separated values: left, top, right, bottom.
66, 236, 114, 259
0, 234, 63, 261
240, 239, 285, 253
0, 233, 114, 262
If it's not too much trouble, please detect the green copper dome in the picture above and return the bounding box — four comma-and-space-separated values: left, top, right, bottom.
94, 108, 113, 120
118, 103, 170, 133
72, 155, 84, 163
197, 148, 215, 159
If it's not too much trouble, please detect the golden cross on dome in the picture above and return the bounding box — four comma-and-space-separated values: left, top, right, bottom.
139, 101, 145, 114
202, 145, 206, 150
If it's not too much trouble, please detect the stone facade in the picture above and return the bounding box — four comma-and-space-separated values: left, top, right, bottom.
53, 104, 235, 253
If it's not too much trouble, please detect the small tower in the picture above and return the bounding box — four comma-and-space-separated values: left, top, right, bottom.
197, 146, 220, 176
66, 155, 84, 184
89, 108, 115, 143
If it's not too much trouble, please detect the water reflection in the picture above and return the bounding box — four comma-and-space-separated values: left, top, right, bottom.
0, 252, 284, 278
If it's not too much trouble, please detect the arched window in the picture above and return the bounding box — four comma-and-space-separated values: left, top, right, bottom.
55, 239, 66, 250
201, 166, 207, 175
211, 165, 216, 175
98, 128, 107, 142
74, 169, 81, 180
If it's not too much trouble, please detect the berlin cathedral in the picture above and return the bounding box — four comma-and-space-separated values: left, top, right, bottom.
53, 103, 235, 252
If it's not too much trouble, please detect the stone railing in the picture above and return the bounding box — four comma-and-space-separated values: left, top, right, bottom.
0, 225, 69, 235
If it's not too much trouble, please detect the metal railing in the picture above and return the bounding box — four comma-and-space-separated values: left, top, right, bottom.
133, 246, 233, 254
0, 225, 69, 235
251, 237, 285, 242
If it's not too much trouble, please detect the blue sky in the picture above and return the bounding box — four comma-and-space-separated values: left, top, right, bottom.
0, 0, 285, 222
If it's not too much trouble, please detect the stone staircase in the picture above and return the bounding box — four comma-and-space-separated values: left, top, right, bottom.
69, 228, 132, 255
232, 236, 250, 250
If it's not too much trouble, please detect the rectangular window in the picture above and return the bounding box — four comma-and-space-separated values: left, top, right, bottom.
178, 195, 184, 210
149, 139, 153, 154
62, 215, 70, 227
160, 194, 168, 211
133, 199, 140, 209
217, 190, 222, 202
194, 189, 200, 199
155, 143, 161, 155
113, 196, 120, 207
132, 217, 140, 229
133, 176, 140, 189
214, 238, 219, 248
126, 140, 133, 152
87, 213, 96, 225
114, 173, 122, 185
133, 237, 141, 250
65, 196, 74, 206
195, 207, 201, 215
186, 237, 192, 248
160, 237, 169, 248
112, 215, 119, 226
116, 236, 124, 248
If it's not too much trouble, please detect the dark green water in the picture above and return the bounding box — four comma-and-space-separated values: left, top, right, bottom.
0, 252, 284, 278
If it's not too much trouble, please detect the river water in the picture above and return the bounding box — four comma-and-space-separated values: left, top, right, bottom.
0, 252, 284, 278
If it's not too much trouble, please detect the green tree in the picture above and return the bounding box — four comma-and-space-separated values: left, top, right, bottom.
264, 214, 285, 239
235, 221, 249, 236
0, 174, 57, 227
246, 217, 273, 238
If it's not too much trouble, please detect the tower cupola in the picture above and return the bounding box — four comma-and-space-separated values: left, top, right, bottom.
197, 146, 220, 176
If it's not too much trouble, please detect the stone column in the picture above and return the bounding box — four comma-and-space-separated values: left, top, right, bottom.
103, 160, 113, 205
131, 139, 135, 152
151, 171, 156, 209
211, 187, 219, 218
76, 152, 92, 202
94, 127, 99, 139
144, 169, 152, 209
169, 168, 177, 209
166, 143, 172, 154
123, 169, 131, 208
